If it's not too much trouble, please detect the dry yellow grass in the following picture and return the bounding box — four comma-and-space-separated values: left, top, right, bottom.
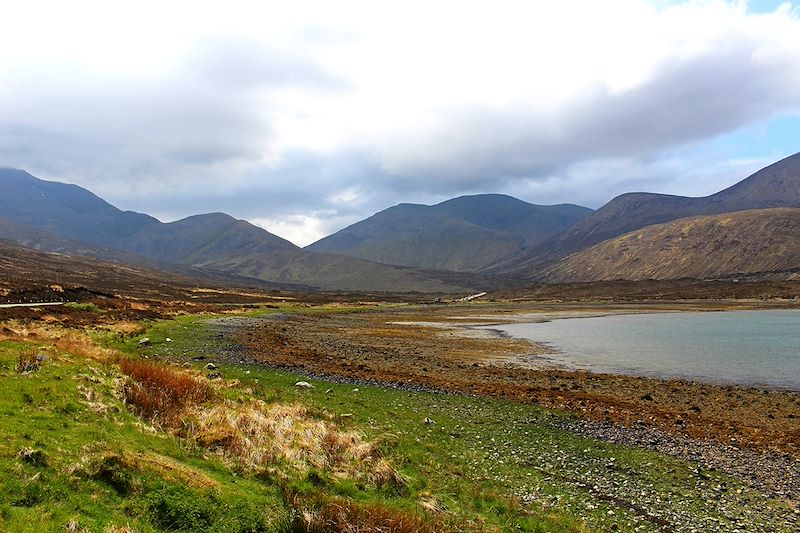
0, 321, 116, 362
186, 399, 405, 487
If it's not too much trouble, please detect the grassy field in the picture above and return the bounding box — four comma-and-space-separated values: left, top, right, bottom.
0, 306, 794, 531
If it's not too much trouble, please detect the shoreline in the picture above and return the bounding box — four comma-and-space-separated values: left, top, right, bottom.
454, 308, 800, 392
222, 303, 800, 459
207, 308, 800, 506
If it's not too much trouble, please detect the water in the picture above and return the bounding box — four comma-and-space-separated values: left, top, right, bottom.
485, 310, 800, 390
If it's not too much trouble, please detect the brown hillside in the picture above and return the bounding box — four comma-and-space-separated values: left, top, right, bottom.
541, 208, 800, 282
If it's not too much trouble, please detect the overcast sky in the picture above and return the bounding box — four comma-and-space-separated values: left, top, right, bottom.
1, 0, 799, 246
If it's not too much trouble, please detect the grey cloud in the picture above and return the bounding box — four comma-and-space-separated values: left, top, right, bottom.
379, 35, 800, 192
0, 36, 343, 189
1, 22, 798, 243
119, 149, 384, 221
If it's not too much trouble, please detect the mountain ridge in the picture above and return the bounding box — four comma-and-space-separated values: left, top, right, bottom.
307, 193, 592, 271
539, 208, 800, 282
0, 168, 489, 292
492, 152, 800, 276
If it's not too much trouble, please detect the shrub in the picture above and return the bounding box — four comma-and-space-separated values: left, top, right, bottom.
119, 358, 211, 425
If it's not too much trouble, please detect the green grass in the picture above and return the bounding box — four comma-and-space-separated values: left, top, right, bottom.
63, 302, 103, 313
0, 340, 287, 532
3, 311, 795, 532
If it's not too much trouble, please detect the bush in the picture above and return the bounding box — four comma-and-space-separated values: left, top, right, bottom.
119, 358, 211, 425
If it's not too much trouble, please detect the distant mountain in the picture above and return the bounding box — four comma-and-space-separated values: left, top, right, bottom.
0, 168, 159, 247
307, 194, 592, 271
0, 169, 486, 292
494, 152, 800, 276
539, 208, 800, 282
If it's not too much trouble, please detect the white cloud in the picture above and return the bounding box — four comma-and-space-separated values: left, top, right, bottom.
1, 0, 799, 238
250, 213, 352, 247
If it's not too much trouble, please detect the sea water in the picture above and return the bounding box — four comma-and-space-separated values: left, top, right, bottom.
487, 310, 800, 390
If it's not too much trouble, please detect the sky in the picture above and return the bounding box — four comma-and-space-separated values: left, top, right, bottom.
1, 0, 799, 246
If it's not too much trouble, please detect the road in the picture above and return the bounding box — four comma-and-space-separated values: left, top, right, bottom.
0, 302, 65, 309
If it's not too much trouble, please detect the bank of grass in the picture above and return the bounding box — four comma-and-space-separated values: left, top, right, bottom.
0, 339, 288, 532
2, 310, 795, 531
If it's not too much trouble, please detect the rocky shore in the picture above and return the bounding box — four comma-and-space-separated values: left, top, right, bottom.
205, 303, 799, 520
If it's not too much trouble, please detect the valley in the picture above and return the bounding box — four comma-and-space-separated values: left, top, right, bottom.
2, 154, 800, 531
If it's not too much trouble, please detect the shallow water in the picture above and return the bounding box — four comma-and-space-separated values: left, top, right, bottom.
486, 310, 800, 390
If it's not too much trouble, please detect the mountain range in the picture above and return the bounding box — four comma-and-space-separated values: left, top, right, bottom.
1, 152, 799, 291
306, 195, 591, 271
0, 169, 495, 292
492, 152, 800, 277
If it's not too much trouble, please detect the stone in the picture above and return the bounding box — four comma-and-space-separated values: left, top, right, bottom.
205, 362, 217, 370
295, 381, 314, 388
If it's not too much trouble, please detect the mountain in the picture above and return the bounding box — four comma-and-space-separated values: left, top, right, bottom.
0, 168, 159, 247
494, 152, 800, 275
0, 238, 228, 300
539, 208, 800, 282
307, 194, 592, 271
0, 169, 485, 292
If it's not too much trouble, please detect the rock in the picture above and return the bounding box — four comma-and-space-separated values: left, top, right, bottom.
325, 388, 333, 394
640, 393, 653, 401
35, 353, 48, 362
295, 381, 314, 389
165, 337, 172, 342
205, 362, 217, 370
17, 447, 48, 466
138, 337, 150, 346
352, 388, 359, 392
424, 417, 435, 425
192, 355, 206, 361
207, 371, 222, 380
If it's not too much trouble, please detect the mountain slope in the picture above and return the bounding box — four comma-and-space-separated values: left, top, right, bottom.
307, 194, 592, 271
0, 168, 159, 246
540, 208, 800, 282
0, 169, 486, 292
494, 152, 800, 275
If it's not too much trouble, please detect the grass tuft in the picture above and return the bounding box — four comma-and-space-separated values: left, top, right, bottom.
119, 358, 212, 425
17, 447, 48, 467
15, 348, 41, 373
292, 494, 443, 533
186, 400, 398, 485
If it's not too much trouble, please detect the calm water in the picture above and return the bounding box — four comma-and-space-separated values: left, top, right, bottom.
486, 310, 800, 390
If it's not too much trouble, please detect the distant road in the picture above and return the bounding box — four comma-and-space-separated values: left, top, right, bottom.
0, 302, 65, 309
